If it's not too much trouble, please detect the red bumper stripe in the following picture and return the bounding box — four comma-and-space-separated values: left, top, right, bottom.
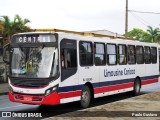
8, 91, 60, 105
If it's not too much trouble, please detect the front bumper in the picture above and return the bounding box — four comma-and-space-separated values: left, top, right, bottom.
8, 91, 60, 105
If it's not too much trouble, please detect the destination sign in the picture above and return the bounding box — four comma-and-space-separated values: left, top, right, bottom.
12, 34, 56, 43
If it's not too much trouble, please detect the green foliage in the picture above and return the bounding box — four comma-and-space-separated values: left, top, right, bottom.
0, 14, 31, 44
127, 28, 148, 41
127, 26, 160, 43
146, 26, 160, 43
13, 14, 31, 33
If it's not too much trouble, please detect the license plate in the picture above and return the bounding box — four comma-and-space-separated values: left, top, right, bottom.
24, 96, 32, 101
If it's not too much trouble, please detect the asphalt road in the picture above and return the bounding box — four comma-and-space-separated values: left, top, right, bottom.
0, 82, 160, 120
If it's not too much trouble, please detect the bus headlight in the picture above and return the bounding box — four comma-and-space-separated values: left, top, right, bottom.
45, 85, 58, 96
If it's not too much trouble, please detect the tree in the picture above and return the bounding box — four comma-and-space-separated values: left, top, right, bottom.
0, 20, 4, 43
127, 27, 160, 43
0, 14, 31, 45
0, 15, 13, 45
0, 21, 4, 32
146, 26, 160, 43
12, 14, 31, 33
127, 28, 148, 41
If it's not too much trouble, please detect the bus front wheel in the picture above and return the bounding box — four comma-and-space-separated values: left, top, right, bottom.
80, 86, 91, 108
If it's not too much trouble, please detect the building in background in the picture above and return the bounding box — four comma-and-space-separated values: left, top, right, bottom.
84, 30, 124, 38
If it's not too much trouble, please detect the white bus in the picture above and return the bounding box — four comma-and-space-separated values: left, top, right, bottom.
4, 31, 159, 108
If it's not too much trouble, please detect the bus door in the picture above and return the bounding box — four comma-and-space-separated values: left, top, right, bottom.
60, 39, 78, 101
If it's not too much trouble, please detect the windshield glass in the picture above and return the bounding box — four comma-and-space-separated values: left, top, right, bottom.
11, 47, 58, 78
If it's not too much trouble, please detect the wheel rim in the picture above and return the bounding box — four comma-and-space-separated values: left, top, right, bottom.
135, 81, 140, 93
82, 90, 89, 104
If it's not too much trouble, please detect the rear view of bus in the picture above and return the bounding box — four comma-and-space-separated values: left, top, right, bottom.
8, 33, 61, 105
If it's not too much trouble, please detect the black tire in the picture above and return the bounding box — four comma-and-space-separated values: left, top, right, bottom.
133, 79, 141, 96
80, 86, 91, 108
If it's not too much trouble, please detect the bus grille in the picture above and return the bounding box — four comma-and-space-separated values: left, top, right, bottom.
14, 94, 44, 102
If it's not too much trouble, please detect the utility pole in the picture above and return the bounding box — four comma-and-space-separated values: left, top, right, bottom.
125, 0, 128, 39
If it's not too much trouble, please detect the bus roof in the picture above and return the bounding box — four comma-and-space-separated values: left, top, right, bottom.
31, 28, 137, 41
11, 29, 158, 46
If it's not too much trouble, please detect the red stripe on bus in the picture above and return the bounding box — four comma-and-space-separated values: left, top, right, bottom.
59, 83, 134, 98
94, 82, 134, 94
142, 78, 158, 85
59, 78, 158, 98
59, 90, 81, 99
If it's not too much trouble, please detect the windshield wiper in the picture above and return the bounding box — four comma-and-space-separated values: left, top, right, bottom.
36, 44, 44, 55
17, 44, 25, 59
27, 44, 44, 62
50, 52, 55, 76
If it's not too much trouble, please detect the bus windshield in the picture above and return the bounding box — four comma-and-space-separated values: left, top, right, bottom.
11, 46, 58, 78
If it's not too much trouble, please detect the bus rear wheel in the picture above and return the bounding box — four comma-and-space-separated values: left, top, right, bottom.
80, 86, 91, 108
133, 79, 141, 96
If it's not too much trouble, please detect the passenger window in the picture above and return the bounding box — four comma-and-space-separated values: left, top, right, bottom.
128, 45, 136, 64
107, 44, 117, 65
79, 41, 93, 66
94, 43, 105, 66
151, 47, 157, 64
144, 46, 151, 64
118, 45, 127, 65
136, 46, 144, 64
61, 49, 77, 69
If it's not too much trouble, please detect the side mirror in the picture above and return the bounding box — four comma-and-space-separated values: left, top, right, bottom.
3, 44, 10, 64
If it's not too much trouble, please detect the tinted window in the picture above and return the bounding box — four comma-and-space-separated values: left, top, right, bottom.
79, 41, 93, 66
144, 46, 151, 64
136, 46, 144, 64
128, 45, 136, 64
151, 47, 157, 63
94, 43, 105, 65
107, 44, 117, 65
61, 49, 77, 69
118, 45, 127, 65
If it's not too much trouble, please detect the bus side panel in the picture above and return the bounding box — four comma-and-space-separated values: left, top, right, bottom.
95, 65, 135, 98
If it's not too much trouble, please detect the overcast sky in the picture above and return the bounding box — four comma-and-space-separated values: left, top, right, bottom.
0, 0, 160, 34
